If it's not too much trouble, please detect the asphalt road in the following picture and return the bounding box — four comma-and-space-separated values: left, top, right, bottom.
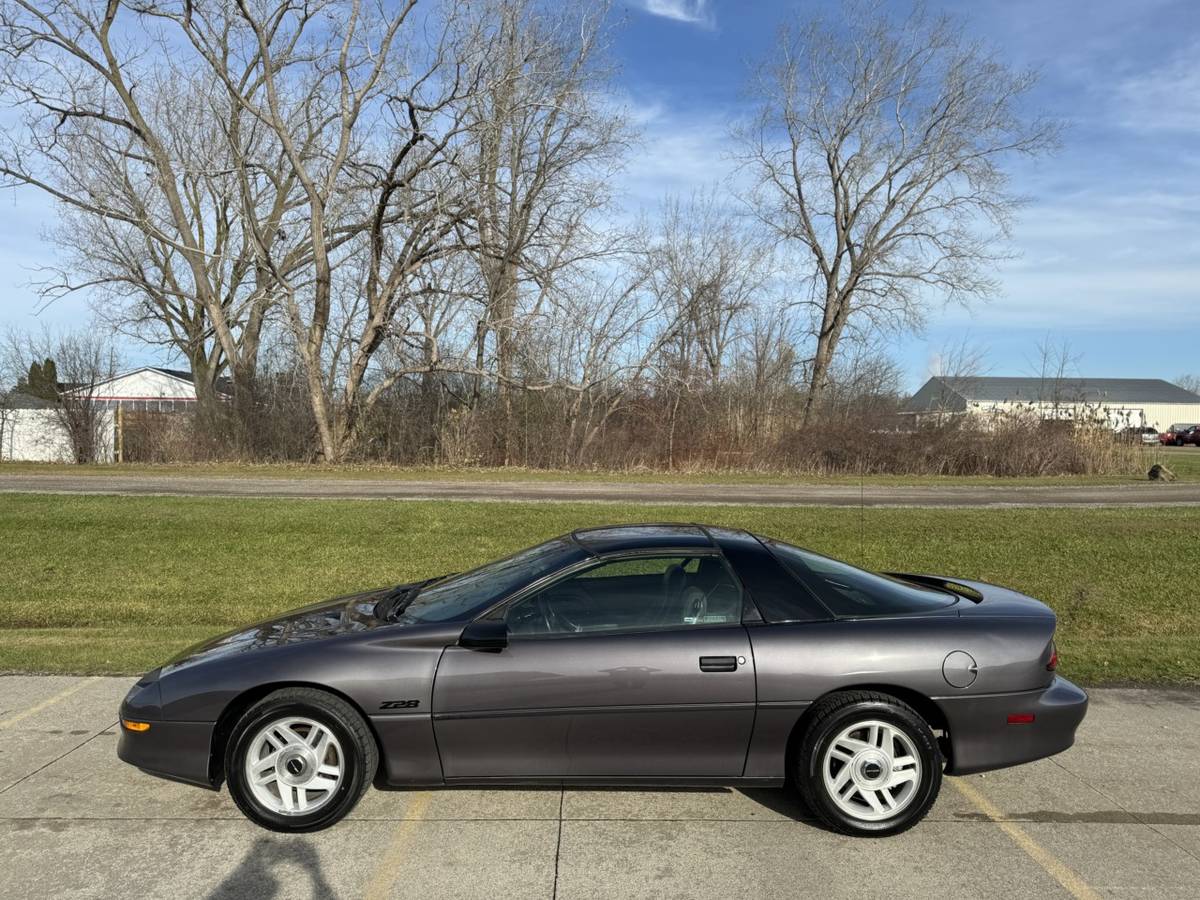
2, 472, 1200, 507
2, 676, 1198, 899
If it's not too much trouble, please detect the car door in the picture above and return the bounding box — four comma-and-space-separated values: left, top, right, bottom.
431, 553, 756, 779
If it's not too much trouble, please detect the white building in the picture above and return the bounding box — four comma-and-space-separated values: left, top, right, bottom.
0, 367, 217, 462
85, 367, 219, 412
903, 376, 1200, 431
0, 393, 90, 462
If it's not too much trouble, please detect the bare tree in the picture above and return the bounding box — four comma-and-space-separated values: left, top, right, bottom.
738, 306, 800, 443
1026, 335, 1082, 418
160, 0, 480, 462
737, 0, 1058, 425
822, 339, 904, 423
457, 0, 628, 462
930, 338, 990, 382
550, 262, 666, 465
648, 190, 771, 389
0, 1, 303, 410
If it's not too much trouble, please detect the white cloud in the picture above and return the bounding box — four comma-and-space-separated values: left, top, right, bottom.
639, 1, 715, 28
1114, 40, 1200, 132
937, 263, 1200, 329
616, 96, 741, 213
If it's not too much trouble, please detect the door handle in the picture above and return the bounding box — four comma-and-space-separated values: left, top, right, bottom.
699, 655, 738, 672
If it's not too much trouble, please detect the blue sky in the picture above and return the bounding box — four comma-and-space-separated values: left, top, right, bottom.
1, 0, 1197, 392
615, 0, 1200, 390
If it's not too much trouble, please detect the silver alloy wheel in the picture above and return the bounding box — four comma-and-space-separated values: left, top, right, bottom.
821, 718, 922, 822
244, 716, 344, 816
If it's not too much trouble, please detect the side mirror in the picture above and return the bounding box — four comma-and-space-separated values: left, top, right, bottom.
458, 620, 508, 652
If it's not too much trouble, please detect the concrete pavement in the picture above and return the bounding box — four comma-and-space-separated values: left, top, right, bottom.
2, 472, 1200, 507
2, 676, 1199, 898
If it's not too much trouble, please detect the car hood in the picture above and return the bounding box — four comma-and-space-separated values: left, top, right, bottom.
160, 586, 397, 674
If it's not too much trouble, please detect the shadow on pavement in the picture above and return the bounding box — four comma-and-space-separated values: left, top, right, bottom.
207, 837, 336, 900
373, 782, 822, 825
737, 787, 819, 823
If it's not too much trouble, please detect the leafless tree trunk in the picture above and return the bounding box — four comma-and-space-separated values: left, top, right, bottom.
0, 389, 13, 461
736, 1, 1058, 426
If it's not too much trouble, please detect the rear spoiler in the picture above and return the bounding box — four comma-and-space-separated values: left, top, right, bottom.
885, 572, 985, 602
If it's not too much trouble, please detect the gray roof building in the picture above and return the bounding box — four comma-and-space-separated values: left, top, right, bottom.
1, 390, 57, 410
904, 377, 1200, 414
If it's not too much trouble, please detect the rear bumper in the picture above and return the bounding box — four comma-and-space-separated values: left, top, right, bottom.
937, 676, 1088, 776
116, 703, 216, 790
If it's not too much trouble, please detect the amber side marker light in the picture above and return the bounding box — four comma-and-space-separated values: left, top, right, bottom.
1007, 713, 1036, 725
122, 720, 150, 732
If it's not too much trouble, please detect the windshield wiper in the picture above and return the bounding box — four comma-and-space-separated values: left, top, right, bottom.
374, 575, 451, 621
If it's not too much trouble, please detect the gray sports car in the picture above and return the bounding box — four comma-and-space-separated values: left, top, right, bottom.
118, 524, 1087, 836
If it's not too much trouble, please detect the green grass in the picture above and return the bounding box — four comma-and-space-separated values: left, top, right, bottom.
1156, 446, 1200, 480
3, 447, 1198, 485
0, 494, 1196, 684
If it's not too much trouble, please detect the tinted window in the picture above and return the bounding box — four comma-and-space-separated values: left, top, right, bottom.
707, 528, 829, 622
765, 541, 957, 617
396, 537, 586, 624
505, 555, 742, 636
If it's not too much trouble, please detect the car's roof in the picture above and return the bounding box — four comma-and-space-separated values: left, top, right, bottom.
571, 523, 731, 553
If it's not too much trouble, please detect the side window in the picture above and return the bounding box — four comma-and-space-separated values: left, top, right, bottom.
505, 555, 742, 637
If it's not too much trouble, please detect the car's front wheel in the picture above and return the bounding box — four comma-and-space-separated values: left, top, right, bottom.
225, 687, 377, 832
795, 691, 942, 837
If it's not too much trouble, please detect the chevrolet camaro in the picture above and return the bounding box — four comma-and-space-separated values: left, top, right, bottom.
118, 524, 1088, 836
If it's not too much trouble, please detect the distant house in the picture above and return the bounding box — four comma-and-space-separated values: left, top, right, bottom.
902, 377, 1200, 432
1, 366, 222, 462
78, 366, 231, 411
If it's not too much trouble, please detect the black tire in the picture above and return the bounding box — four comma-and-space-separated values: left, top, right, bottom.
225, 687, 378, 833
794, 691, 942, 837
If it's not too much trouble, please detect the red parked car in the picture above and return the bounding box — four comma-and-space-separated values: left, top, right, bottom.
1160, 423, 1200, 446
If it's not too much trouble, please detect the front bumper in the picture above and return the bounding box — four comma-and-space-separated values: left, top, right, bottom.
937, 675, 1089, 776
117, 699, 217, 790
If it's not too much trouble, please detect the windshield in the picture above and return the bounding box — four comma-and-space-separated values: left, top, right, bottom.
394, 536, 587, 624
764, 540, 958, 617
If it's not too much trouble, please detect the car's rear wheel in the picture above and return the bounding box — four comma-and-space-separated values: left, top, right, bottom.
795, 691, 942, 837
225, 688, 377, 832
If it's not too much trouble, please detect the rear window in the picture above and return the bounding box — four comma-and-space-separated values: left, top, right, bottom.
764, 541, 958, 618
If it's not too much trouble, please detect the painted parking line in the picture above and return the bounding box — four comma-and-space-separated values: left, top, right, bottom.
0, 677, 101, 729
362, 791, 432, 900
951, 778, 1102, 900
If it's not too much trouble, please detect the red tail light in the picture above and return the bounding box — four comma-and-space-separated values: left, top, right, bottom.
1007, 713, 1035, 724
1047, 643, 1059, 671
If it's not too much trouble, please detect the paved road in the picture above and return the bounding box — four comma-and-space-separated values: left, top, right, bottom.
2, 676, 1198, 899
2, 472, 1199, 507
